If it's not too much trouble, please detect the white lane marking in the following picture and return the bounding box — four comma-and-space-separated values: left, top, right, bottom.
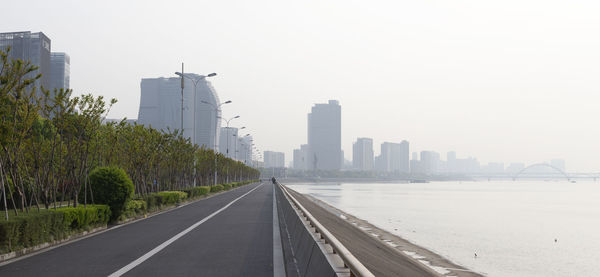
272, 184, 286, 277
108, 183, 264, 277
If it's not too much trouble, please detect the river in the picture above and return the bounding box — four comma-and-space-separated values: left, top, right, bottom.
287, 180, 600, 277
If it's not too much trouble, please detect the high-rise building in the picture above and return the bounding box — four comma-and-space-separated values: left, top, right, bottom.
219, 127, 238, 159
293, 144, 309, 170
375, 141, 409, 173
264, 151, 285, 168
420, 151, 440, 174
137, 74, 221, 150
352, 138, 374, 171
307, 100, 341, 171
0, 31, 51, 91
237, 135, 253, 165
50, 52, 70, 94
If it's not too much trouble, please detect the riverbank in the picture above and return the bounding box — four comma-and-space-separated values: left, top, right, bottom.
286, 187, 483, 277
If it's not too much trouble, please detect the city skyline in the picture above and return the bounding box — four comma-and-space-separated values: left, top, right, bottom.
3, 1, 600, 171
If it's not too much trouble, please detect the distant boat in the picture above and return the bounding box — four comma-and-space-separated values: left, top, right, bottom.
410, 180, 429, 183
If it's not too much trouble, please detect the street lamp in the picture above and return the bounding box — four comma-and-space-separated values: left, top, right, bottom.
220, 115, 240, 183
200, 99, 232, 185
174, 71, 217, 146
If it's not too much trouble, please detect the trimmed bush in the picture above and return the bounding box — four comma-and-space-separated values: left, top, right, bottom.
89, 166, 134, 221
210, 184, 224, 193
144, 191, 188, 211
181, 186, 210, 198
122, 200, 147, 219
222, 183, 232, 190
0, 205, 110, 254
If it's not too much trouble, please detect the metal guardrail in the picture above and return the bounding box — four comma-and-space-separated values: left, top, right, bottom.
277, 182, 375, 277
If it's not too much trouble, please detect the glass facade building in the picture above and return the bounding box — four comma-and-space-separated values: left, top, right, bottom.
0, 31, 52, 91
50, 52, 70, 95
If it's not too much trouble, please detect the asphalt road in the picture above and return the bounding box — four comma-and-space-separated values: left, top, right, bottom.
0, 182, 281, 277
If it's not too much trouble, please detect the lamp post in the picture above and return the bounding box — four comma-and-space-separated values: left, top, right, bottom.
175, 70, 216, 187
220, 116, 240, 183
174, 71, 217, 146
201, 100, 232, 186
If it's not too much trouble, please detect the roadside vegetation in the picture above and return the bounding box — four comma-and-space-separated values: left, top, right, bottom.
0, 47, 260, 254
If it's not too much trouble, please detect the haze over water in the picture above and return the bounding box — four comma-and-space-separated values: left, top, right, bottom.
288, 180, 600, 277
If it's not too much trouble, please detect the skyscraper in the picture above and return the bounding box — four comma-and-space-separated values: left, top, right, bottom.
376, 141, 409, 173
137, 74, 221, 150
264, 151, 285, 168
0, 31, 51, 91
49, 52, 70, 94
307, 100, 341, 171
219, 127, 238, 158
352, 138, 374, 171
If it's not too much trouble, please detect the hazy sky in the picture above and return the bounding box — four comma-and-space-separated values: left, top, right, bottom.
3, 0, 600, 171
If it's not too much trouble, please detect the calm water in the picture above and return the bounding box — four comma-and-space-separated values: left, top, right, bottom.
287, 180, 600, 277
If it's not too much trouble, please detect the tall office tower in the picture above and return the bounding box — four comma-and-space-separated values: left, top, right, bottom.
137, 74, 221, 150
293, 144, 309, 170
237, 135, 253, 165
398, 140, 410, 173
49, 52, 70, 95
377, 141, 409, 173
219, 127, 238, 159
307, 100, 341, 170
0, 31, 51, 91
420, 151, 441, 174
352, 138, 374, 171
264, 151, 285, 168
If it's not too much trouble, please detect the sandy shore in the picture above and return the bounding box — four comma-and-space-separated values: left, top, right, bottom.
287, 187, 484, 277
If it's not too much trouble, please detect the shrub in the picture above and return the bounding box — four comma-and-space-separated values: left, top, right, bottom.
122, 200, 147, 219
89, 166, 134, 221
222, 183, 232, 190
144, 191, 188, 211
0, 205, 110, 254
210, 185, 224, 193
181, 186, 210, 198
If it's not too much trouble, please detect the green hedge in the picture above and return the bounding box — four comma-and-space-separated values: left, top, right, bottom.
210, 184, 224, 193
181, 186, 211, 198
121, 200, 147, 220
0, 205, 110, 254
222, 183, 232, 190
144, 191, 188, 212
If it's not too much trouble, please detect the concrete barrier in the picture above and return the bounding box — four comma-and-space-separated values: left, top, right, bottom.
275, 183, 373, 277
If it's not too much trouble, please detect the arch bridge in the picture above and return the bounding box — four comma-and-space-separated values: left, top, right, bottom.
512, 163, 570, 181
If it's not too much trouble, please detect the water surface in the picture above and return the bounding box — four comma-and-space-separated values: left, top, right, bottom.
288, 181, 600, 277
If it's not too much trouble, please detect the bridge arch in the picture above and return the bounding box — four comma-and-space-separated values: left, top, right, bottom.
512, 163, 570, 181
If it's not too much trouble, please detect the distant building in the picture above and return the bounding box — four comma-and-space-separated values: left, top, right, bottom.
352, 138, 374, 171
482, 162, 504, 174
293, 144, 309, 170
307, 100, 341, 171
0, 31, 52, 92
237, 135, 253, 165
219, 127, 238, 159
420, 151, 440, 174
264, 151, 285, 168
50, 52, 70, 94
375, 141, 410, 173
137, 74, 221, 150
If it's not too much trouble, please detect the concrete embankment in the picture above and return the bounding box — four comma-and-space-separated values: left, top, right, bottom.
287, 188, 483, 277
